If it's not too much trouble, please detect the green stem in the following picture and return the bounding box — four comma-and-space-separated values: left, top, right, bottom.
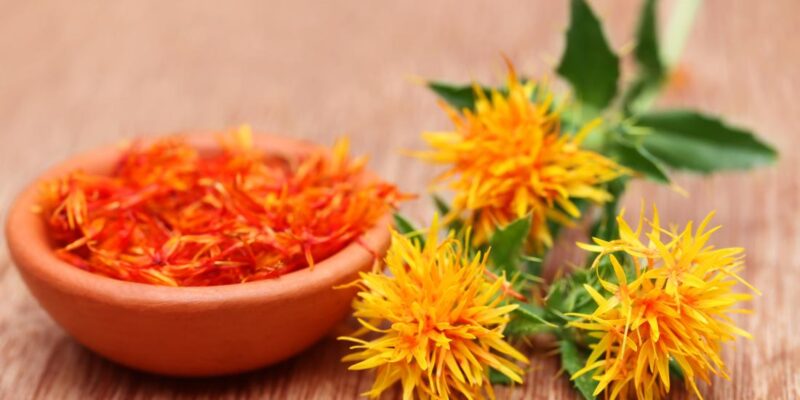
662, 0, 701, 68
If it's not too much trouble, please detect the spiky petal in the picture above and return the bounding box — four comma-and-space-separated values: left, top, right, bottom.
570, 207, 758, 399
417, 65, 626, 250
340, 218, 527, 399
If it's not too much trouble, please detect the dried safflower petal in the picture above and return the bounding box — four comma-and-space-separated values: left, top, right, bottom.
39, 126, 407, 286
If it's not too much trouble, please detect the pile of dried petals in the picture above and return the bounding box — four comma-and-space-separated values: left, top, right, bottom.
38, 126, 406, 286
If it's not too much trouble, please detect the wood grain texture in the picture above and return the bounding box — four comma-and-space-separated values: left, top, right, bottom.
0, 0, 797, 398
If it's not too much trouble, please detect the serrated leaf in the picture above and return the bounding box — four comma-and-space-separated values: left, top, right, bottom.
636, 110, 777, 172
393, 213, 425, 247
489, 215, 531, 276
610, 139, 670, 183
427, 79, 530, 113
427, 81, 478, 111
557, 0, 620, 111
427, 81, 499, 113
634, 0, 665, 80
506, 303, 556, 337
560, 339, 598, 399
623, 0, 665, 114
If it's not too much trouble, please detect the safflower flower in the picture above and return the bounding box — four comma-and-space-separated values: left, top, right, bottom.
418, 65, 626, 250
340, 218, 527, 399
569, 207, 758, 399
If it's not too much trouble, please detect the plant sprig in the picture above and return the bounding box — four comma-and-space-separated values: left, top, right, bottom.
400, 0, 776, 398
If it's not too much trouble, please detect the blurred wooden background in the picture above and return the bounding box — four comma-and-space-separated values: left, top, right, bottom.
0, 0, 797, 398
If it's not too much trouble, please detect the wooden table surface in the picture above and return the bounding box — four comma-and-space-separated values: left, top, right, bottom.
1, 1, 797, 398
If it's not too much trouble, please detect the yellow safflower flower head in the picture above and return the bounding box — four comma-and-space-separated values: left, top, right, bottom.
418, 63, 626, 251
570, 206, 759, 399
339, 216, 527, 399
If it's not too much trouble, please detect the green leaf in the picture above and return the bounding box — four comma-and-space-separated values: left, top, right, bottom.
515, 303, 553, 324
560, 339, 598, 399
522, 255, 543, 277
556, 0, 620, 111
623, 0, 667, 114
634, 0, 665, 81
393, 213, 425, 247
669, 358, 685, 380
610, 139, 670, 183
521, 255, 543, 264
392, 213, 416, 235
432, 194, 451, 215
622, 79, 654, 116
506, 303, 557, 337
505, 316, 550, 337
489, 215, 532, 277
506, 312, 550, 337
545, 279, 569, 311
427, 81, 478, 111
636, 110, 778, 172
488, 367, 515, 385
427, 81, 499, 113
545, 269, 596, 318
556, 272, 598, 317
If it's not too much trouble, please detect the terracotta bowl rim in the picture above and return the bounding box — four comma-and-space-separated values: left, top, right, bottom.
5, 132, 390, 311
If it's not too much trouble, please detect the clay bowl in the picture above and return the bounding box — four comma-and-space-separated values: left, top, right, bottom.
5, 133, 391, 376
